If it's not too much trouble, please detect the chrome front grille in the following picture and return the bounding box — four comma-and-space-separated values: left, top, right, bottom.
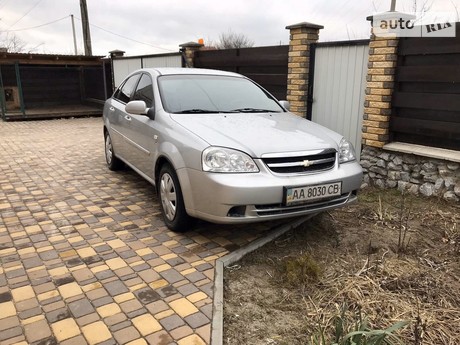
262, 149, 336, 174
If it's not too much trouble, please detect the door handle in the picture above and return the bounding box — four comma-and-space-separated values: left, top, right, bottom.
124, 115, 132, 121
109, 106, 115, 112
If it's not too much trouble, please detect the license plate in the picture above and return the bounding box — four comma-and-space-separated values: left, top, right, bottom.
284, 182, 342, 206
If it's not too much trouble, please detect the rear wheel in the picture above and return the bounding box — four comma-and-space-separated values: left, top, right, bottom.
158, 164, 192, 232
104, 131, 123, 171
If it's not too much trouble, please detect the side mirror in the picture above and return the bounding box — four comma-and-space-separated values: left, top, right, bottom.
125, 100, 148, 115
279, 100, 290, 111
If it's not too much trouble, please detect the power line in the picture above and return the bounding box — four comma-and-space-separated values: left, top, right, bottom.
7, 0, 44, 30
73, 15, 175, 52
0, 0, 11, 11
0, 15, 69, 33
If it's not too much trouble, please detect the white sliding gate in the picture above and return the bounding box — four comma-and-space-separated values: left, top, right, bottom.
310, 40, 369, 159
112, 53, 182, 87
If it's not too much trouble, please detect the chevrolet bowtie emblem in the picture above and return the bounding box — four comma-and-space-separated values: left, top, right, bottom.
302, 160, 312, 167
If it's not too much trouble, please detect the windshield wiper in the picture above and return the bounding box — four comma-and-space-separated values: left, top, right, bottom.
174, 109, 218, 114
174, 109, 237, 114
230, 108, 281, 113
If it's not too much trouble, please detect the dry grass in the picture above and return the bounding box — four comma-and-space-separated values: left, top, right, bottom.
224, 188, 460, 345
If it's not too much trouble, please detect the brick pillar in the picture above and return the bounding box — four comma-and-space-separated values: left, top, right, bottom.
179, 41, 204, 68
362, 17, 399, 148
285, 22, 323, 117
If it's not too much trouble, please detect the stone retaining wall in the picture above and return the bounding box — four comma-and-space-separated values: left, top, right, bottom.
360, 146, 460, 202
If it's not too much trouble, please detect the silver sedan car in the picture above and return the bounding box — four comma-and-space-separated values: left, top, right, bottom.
103, 68, 362, 232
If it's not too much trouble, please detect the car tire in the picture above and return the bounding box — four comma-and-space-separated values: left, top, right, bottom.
158, 164, 192, 232
104, 131, 123, 171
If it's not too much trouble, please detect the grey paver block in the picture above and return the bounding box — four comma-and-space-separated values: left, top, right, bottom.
104, 280, 129, 296
145, 300, 169, 315
126, 307, 148, 319
137, 269, 160, 283
185, 271, 207, 283
0, 292, 12, 303
95, 270, 115, 280
184, 312, 210, 329
0, 316, 20, 331
92, 296, 113, 308
145, 330, 173, 345
46, 308, 71, 323
24, 319, 52, 343
5, 268, 26, 279
113, 325, 141, 344
68, 298, 95, 318
200, 304, 213, 319
119, 299, 144, 314
160, 314, 185, 331
109, 320, 132, 332
176, 283, 199, 296
19, 306, 43, 320
105, 312, 127, 327
158, 285, 178, 298
160, 269, 184, 284
76, 312, 100, 327
134, 288, 161, 304
43, 300, 66, 313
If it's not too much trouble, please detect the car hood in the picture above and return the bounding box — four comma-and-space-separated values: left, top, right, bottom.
170, 112, 342, 157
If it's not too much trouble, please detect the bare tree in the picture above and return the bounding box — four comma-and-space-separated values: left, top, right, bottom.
450, 0, 460, 21
216, 30, 254, 49
0, 32, 27, 53
412, 0, 433, 13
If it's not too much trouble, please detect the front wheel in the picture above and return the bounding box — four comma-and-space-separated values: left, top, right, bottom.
158, 164, 192, 232
104, 131, 123, 171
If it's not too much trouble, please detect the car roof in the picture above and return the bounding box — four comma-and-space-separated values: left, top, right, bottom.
140, 67, 243, 78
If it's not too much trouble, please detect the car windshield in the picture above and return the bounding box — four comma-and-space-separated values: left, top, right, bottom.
158, 74, 284, 114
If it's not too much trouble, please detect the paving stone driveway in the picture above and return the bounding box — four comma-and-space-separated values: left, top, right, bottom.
0, 117, 279, 345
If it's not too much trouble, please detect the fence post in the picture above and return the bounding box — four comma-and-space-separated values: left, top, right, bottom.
362, 16, 399, 148
285, 22, 323, 117
179, 42, 204, 68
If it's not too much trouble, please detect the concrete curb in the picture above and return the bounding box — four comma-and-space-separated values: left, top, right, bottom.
210, 216, 313, 345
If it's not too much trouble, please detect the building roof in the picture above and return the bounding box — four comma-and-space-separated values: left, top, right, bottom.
0, 52, 105, 66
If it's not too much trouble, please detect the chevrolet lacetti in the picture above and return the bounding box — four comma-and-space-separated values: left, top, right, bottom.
103, 68, 363, 232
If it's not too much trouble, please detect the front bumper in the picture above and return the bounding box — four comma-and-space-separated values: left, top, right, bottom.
178, 160, 363, 224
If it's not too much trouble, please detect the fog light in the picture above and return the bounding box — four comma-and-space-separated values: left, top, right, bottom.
227, 206, 247, 217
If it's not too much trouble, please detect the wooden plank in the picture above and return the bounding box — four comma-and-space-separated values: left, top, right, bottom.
194, 54, 287, 68
399, 81, 460, 94
238, 45, 289, 56
393, 92, 460, 112
399, 36, 460, 55
397, 65, 460, 82
403, 53, 460, 66
391, 117, 460, 139
238, 65, 287, 74
395, 107, 460, 123
392, 132, 460, 150
244, 74, 288, 86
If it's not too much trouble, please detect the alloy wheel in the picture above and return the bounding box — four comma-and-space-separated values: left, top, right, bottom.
160, 172, 177, 221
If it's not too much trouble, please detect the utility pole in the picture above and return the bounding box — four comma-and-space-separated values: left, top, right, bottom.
390, 0, 396, 11
79, 0, 92, 56
70, 14, 78, 55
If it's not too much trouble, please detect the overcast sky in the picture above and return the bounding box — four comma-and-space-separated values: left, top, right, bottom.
0, 0, 459, 56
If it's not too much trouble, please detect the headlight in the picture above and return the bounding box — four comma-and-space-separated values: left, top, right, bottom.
339, 138, 356, 163
202, 147, 259, 173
